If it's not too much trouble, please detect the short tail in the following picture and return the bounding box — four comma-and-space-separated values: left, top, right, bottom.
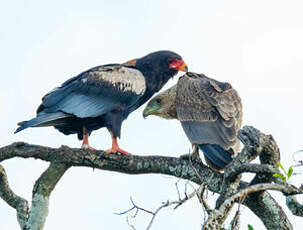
198, 144, 233, 171
14, 112, 71, 134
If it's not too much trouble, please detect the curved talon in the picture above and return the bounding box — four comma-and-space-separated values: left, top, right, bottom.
81, 144, 96, 150
106, 147, 129, 156
106, 132, 130, 156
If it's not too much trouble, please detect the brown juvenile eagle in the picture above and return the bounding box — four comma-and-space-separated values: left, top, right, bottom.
15, 50, 188, 155
143, 72, 242, 170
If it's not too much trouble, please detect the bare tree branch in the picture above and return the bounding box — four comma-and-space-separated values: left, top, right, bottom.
0, 126, 300, 229
250, 133, 280, 186
224, 163, 279, 180
213, 126, 269, 224
220, 183, 302, 214
286, 193, 303, 217
200, 185, 211, 215
204, 184, 302, 229
117, 184, 205, 230
0, 161, 69, 230
27, 162, 69, 230
230, 208, 241, 230
0, 164, 29, 229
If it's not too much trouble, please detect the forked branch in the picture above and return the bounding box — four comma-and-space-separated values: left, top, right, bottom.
0, 126, 301, 229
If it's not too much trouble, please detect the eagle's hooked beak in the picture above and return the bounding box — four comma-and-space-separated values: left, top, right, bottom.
143, 102, 160, 119
177, 61, 188, 72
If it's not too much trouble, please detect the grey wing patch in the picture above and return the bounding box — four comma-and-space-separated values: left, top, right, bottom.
45, 92, 114, 118
40, 65, 146, 119
181, 120, 238, 151
181, 121, 226, 145
87, 66, 146, 95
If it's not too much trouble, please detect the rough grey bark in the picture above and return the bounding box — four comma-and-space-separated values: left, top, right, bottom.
0, 126, 302, 229
286, 194, 303, 217
202, 126, 300, 229
0, 165, 29, 228
0, 162, 68, 229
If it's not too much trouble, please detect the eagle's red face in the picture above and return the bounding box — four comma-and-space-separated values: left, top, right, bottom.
168, 58, 188, 72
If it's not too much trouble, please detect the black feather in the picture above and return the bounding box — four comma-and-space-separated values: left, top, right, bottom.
15, 50, 184, 142
198, 144, 233, 170
15, 112, 71, 133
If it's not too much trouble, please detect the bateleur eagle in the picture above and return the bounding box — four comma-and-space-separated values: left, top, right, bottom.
15, 50, 188, 155
143, 72, 242, 170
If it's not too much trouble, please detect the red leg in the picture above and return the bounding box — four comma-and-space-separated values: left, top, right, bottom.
106, 132, 130, 155
81, 127, 95, 150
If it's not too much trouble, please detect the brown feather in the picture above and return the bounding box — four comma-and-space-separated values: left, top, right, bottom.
122, 59, 137, 67
176, 72, 242, 154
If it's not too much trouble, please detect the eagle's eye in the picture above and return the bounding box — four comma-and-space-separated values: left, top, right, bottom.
156, 98, 162, 104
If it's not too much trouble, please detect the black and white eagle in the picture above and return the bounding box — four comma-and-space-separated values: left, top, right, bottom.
15, 50, 188, 155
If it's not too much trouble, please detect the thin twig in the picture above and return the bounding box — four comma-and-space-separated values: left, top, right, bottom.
175, 179, 182, 201
115, 197, 155, 216
116, 184, 205, 230
200, 185, 211, 215
126, 216, 136, 230
146, 201, 169, 230
189, 154, 204, 183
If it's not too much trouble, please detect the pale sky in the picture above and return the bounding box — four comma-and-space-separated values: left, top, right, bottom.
1, 0, 303, 229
